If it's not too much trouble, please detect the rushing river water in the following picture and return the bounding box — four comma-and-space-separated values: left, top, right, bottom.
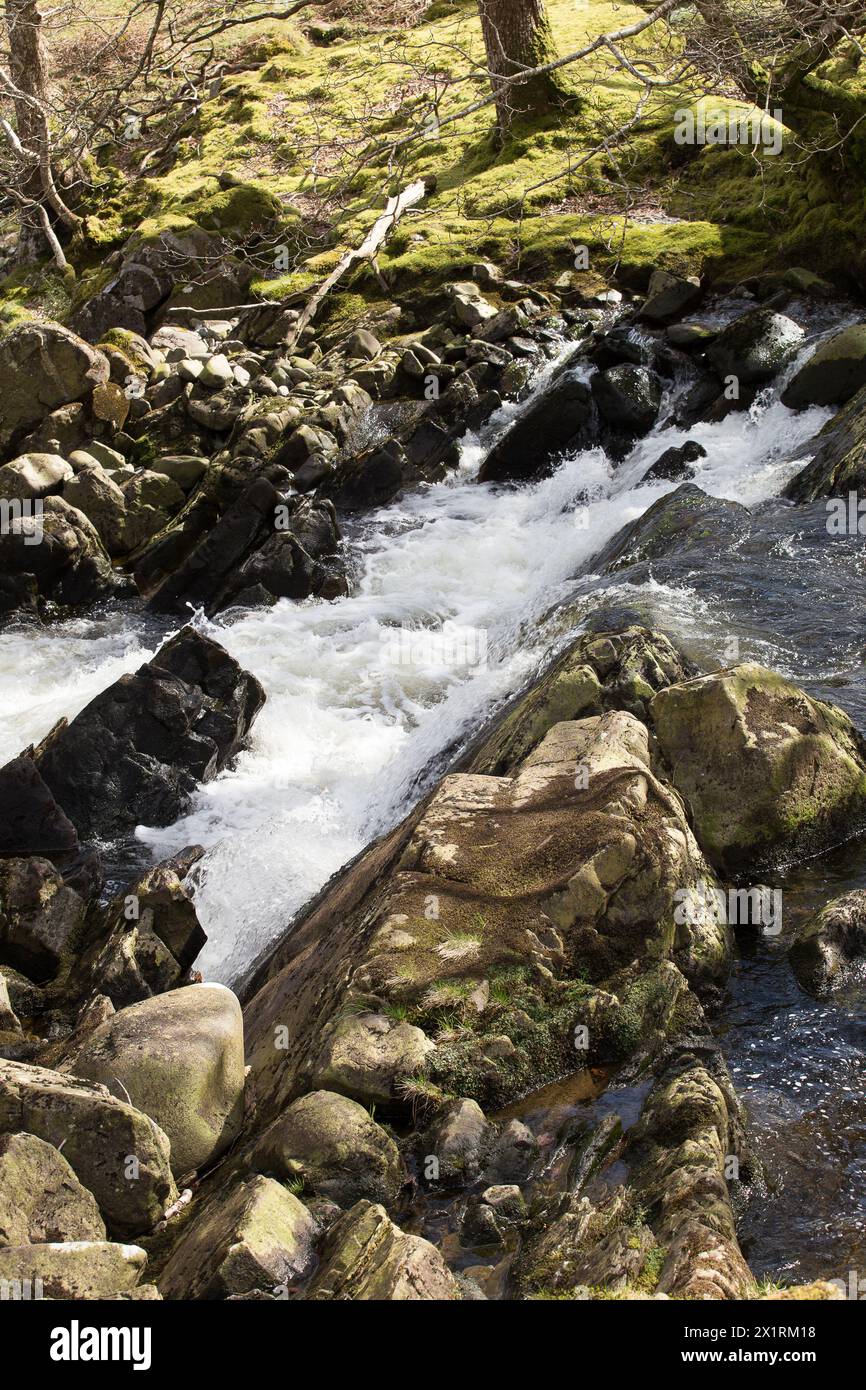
1, 297, 865, 1286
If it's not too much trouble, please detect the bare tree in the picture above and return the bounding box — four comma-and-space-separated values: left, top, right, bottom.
477, 0, 568, 136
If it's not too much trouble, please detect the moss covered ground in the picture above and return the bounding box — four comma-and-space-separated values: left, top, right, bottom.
3, 0, 866, 332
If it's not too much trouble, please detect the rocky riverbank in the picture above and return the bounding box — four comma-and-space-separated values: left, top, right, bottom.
3, 238, 866, 1299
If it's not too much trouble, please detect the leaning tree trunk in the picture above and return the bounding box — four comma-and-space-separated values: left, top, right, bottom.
477, 0, 566, 137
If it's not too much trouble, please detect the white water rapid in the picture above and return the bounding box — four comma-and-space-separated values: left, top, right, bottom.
0, 343, 835, 982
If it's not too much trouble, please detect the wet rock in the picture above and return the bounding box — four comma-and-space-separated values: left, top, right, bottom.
0, 1058, 176, 1236
789, 889, 866, 994
594, 483, 750, 574
483, 1119, 538, 1184
246, 1089, 406, 1209
0, 322, 109, 454
70, 983, 245, 1177
784, 383, 866, 501
641, 439, 706, 484
651, 664, 866, 872
0, 495, 125, 620
478, 363, 597, 483
33, 627, 263, 841
706, 308, 804, 385
0, 1239, 147, 1299
0, 1131, 106, 1244
0, 857, 87, 982
782, 324, 866, 409
306, 1199, 459, 1300
158, 1175, 318, 1299
591, 364, 663, 438
422, 1097, 493, 1189
469, 625, 693, 774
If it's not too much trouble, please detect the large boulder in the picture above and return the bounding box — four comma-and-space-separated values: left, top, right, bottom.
244, 712, 728, 1120
0, 453, 73, 500
0, 1059, 176, 1235
0, 322, 109, 454
0, 756, 79, 860
707, 308, 805, 385
0, 1239, 146, 1299
246, 1089, 406, 1209
0, 1131, 105, 1245
650, 665, 866, 872
70, 984, 246, 1177
591, 364, 663, 437
789, 890, 866, 994
306, 1200, 459, 1300
32, 627, 265, 840
478, 363, 597, 483
158, 1175, 318, 1299
782, 324, 866, 410
0, 495, 124, 620
593, 484, 750, 575
63, 465, 128, 555
639, 269, 703, 324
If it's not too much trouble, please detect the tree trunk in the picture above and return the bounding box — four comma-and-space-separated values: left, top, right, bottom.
477, 0, 565, 136
5, 0, 54, 261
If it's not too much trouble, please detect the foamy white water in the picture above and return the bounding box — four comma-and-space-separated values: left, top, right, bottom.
0, 346, 833, 982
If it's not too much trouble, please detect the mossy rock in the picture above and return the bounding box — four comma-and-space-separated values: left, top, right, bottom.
650, 664, 866, 873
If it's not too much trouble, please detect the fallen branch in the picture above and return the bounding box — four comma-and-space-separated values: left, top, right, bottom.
287, 176, 429, 346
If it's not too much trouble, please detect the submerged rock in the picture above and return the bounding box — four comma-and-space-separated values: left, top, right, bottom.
31, 627, 264, 841
650, 664, 866, 872
789, 889, 866, 994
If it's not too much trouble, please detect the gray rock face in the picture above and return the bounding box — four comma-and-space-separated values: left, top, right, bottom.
0, 1131, 106, 1245
0, 322, 109, 454
0, 453, 73, 500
